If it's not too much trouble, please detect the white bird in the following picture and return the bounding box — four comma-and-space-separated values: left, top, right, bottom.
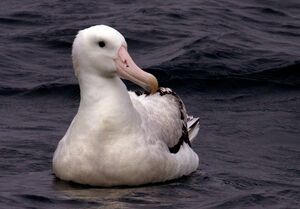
52, 25, 200, 187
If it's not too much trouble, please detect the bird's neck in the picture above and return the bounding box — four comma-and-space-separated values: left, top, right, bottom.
78, 71, 124, 105
77, 71, 140, 126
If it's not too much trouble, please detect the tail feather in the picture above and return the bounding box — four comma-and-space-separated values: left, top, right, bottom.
187, 115, 200, 142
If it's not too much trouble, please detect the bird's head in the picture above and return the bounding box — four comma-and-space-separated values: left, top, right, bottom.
72, 25, 158, 94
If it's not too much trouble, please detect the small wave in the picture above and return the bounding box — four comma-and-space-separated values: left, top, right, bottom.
245, 6, 289, 17
24, 83, 79, 97
19, 194, 53, 203
0, 83, 79, 97
17, 194, 98, 208
212, 193, 277, 209
11, 11, 44, 19
0, 17, 36, 26
0, 11, 49, 26
0, 86, 27, 96
233, 61, 300, 86
261, 8, 288, 16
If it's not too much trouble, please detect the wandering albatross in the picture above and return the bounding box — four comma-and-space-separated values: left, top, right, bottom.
52, 25, 200, 186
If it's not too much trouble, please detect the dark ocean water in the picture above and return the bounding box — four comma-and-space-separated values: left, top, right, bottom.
0, 0, 300, 208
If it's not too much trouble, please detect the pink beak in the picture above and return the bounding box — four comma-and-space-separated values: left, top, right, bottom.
115, 46, 158, 94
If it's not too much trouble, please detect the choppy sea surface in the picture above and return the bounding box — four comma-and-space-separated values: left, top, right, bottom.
0, 0, 299, 208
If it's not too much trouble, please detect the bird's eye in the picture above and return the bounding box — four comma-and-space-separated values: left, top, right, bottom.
98, 41, 105, 48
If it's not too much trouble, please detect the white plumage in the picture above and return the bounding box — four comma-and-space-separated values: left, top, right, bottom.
52, 25, 200, 186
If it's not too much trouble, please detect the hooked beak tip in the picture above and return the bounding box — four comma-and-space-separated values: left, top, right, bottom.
149, 76, 159, 94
